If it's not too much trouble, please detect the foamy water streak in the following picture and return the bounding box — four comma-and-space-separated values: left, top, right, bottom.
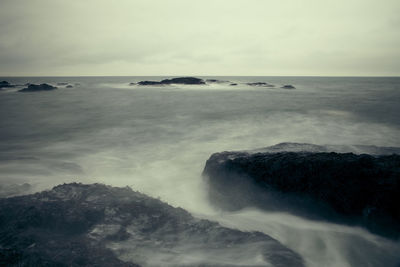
201, 209, 400, 267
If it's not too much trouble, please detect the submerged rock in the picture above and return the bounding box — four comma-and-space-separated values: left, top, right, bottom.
137, 80, 163, 86
230, 83, 238, 86
0, 183, 304, 267
57, 82, 69, 86
203, 143, 400, 238
206, 79, 230, 84
281, 85, 295, 89
246, 82, 274, 87
138, 77, 206, 86
0, 81, 15, 89
19, 83, 57, 92
66, 85, 74, 88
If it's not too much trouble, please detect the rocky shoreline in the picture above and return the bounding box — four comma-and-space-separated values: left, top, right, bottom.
203, 143, 400, 239
0, 183, 304, 267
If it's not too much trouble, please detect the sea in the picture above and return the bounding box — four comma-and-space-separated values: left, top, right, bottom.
1, 76, 400, 266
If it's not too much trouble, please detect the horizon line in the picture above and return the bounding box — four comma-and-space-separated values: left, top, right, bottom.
1, 75, 400, 78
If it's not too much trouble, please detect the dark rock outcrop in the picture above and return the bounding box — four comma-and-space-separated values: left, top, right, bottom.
0, 81, 15, 89
19, 84, 57, 92
66, 85, 74, 88
137, 77, 206, 86
161, 77, 206, 85
230, 83, 238, 86
203, 145, 400, 238
281, 85, 295, 89
0, 183, 304, 267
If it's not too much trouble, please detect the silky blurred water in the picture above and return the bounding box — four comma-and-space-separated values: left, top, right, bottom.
1, 76, 400, 266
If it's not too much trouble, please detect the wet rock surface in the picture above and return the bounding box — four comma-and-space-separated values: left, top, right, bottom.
203, 143, 400, 238
0, 183, 304, 267
19, 83, 57, 92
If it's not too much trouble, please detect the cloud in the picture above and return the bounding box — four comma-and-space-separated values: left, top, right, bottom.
0, 0, 399, 76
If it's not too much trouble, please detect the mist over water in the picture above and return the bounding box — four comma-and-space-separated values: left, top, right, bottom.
1, 76, 400, 266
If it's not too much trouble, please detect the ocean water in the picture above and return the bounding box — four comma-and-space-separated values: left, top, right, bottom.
1, 76, 400, 266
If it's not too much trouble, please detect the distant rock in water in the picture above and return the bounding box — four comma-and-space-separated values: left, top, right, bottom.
161, 77, 206, 84
19, 83, 57, 92
281, 85, 295, 89
206, 79, 230, 84
246, 82, 275, 87
137, 77, 206, 86
57, 82, 68, 86
137, 80, 163, 86
203, 143, 400, 239
0, 81, 15, 89
230, 83, 238, 86
66, 85, 74, 88
0, 183, 304, 267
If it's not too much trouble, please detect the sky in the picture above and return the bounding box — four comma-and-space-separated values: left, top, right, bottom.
0, 0, 399, 76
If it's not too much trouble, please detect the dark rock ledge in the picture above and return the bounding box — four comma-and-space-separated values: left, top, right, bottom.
0, 183, 304, 267
203, 143, 400, 239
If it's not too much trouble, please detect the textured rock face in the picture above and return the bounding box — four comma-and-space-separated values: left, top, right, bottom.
203, 144, 400, 238
19, 83, 57, 92
0, 183, 304, 267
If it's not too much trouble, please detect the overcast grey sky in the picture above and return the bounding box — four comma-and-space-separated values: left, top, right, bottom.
0, 0, 399, 76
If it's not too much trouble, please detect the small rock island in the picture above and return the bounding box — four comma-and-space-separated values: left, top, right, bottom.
137, 77, 206, 86
19, 83, 57, 92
